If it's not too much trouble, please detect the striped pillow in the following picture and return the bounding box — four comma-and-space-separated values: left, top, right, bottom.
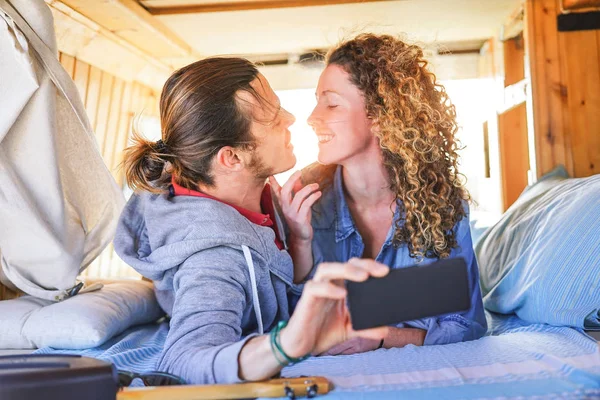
476, 166, 600, 329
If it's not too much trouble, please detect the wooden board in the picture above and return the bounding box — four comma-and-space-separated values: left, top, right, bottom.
49, 2, 171, 93
558, 29, 600, 177
85, 66, 103, 133
562, 0, 600, 11
498, 103, 530, 210
94, 73, 115, 157
59, 53, 76, 77
102, 78, 125, 161
72, 59, 91, 102
525, 0, 572, 177
59, 0, 193, 58
145, 0, 397, 14
111, 82, 135, 178
524, 0, 600, 179
503, 33, 525, 87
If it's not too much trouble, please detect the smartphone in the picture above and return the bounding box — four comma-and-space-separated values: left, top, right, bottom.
346, 257, 471, 330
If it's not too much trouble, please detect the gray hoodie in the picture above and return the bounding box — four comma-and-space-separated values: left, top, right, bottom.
114, 191, 300, 384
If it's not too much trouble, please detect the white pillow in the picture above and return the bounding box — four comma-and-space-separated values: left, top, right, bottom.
0, 296, 50, 349
0, 280, 163, 349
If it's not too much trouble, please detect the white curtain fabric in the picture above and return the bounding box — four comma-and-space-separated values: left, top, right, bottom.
0, 0, 124, 301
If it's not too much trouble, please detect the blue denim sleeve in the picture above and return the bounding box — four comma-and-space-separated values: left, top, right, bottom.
399, 209, 488, 345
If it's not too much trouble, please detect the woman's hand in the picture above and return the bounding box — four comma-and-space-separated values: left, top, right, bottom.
269, 171, 321, 243
279, 258, 390, 358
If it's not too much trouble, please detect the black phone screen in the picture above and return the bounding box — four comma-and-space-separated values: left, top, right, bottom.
346, 257, 471, 330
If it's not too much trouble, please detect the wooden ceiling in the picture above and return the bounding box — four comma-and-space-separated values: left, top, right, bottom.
49, 0, 519, 90
140, 0, 397, 15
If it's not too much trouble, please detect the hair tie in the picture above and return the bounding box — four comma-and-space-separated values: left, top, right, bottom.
154, 139, 169, 154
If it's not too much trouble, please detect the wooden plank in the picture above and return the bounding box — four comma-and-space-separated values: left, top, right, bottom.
85, 66, 103, 133
500, 78, 528, 114
147, 92, 160, 118
111, 81, 135, 181
104, 80, 134, 279
554, 0, 576, 177
146, 0, 394, 14
59, 53, 76, 78
503, 33, 525, 87
49, 1, 171, 93
498, 103, 530, 210
538, 0, 565, 175
59, 0, 193, 58
95, 76, 122, 278
559, 29, 600, 177
597, 28, 600, 174
483, 121, 491, 178
478, 39, 497, 79
94, 72, 115, 158
562, 0, 600, 11
72, 59, 91, 102
139, 87, 155, 118
113, 83, 142, 189
102, 78, 126, 163
525, 0, 572, 178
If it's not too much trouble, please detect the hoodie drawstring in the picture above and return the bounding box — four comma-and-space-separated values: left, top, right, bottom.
241, 245, 264, 335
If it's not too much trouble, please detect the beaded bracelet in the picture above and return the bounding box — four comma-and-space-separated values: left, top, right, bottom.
269, 320, 309, 367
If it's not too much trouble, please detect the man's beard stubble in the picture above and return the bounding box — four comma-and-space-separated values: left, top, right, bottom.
248, 153, 275, 181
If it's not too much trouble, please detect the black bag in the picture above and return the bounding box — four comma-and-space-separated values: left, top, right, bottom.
0, 354, 117, 400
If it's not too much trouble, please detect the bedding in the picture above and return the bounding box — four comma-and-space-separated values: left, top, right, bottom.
476, 166, 600, 329
34, 312, 600, 398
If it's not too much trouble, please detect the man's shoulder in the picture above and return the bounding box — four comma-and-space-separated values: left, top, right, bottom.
173, 197, 269, 253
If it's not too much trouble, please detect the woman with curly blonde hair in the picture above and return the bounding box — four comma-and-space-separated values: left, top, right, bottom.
271, 33, 486, 355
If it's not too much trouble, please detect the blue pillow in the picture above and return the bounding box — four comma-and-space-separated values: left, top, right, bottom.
476, 166, 600, 329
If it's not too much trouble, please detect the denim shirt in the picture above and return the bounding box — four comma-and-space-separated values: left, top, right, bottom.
310, 166, 487, 345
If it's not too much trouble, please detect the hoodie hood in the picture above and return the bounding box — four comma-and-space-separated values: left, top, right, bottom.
114, 191, 292, 293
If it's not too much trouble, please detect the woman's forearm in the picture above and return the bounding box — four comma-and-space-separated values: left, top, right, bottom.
289, 236, 314, 283
383, 327, 426, 348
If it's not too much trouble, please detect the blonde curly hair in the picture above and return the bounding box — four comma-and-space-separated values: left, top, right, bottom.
313, 33, 469, 259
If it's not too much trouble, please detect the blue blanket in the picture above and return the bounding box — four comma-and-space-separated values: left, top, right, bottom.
35, 312, 600, 398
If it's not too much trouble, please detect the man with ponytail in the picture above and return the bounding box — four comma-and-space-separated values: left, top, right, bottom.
114, 57, 389, 385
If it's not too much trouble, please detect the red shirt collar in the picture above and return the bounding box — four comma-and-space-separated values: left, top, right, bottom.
170, 179, 284, 249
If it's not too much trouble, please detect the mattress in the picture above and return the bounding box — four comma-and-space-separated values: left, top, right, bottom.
33, 312, 600, 399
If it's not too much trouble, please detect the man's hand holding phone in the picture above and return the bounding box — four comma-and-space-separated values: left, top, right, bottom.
346, 257, 471, 331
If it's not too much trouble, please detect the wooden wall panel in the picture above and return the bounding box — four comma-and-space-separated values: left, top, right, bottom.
114, 83, 140, 187
503, 33, 525, 87
498, 103, 530, 210
477, 37, 505, 214
525, 0, 600, 178
111, 82, 134, 174
59, 53, 76, 76
559, 30, 600, 176
85, 67, 103, 129
72, 59, 90, 103
94, 73, 115, 154
102, 79, 125, 160
58, 51, 160, 278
